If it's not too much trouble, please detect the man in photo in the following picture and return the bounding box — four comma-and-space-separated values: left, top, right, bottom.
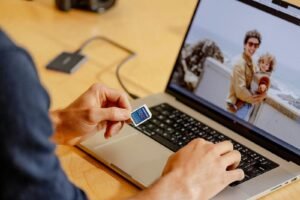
226, 30, 266, 121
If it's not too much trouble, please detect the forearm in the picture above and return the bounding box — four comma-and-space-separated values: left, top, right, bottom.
236, 87, 254, 103
50, 109, 78, 145
49, 109, 66, 145
50, 110, 62, 130
128, 171, 204, 200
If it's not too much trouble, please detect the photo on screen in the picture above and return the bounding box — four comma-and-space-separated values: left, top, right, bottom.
170, 0, 300, 151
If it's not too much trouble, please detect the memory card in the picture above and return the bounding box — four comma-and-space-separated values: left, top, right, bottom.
131, 104, 152, 126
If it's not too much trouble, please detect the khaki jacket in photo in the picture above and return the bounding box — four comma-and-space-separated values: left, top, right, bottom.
227, 54, 257, 108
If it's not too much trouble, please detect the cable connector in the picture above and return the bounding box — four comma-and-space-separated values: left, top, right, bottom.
74, 36, 139, 99
46, 35, 139, 99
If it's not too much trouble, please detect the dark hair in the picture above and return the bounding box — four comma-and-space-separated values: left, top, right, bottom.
244, 30, 262, 45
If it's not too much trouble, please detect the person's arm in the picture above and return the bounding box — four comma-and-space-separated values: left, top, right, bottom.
129, 139, 244, 200
49, 84, 131, 145
47, 86, 244, 200
257, 76, 270, 94
232, 64, 253, 102
258, 84, 267, 94
0, 32, 87, 199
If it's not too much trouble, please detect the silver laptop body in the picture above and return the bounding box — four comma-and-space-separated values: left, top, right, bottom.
79, 0, 300, 199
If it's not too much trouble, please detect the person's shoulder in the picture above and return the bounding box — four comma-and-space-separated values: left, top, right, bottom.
232, 54, 245, 70
0, 47, 36, 78
235, 54, 245, 63
231, 54, 244, 64
0, 33, 50, 115
0, 29, 33, 62
0, 35, 41, 104
0, 31, 36, 78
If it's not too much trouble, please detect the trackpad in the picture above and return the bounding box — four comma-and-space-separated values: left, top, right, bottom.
93, 133, 172, 187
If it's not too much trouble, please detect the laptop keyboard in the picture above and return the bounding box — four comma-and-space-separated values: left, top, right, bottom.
130, 103, 279, 186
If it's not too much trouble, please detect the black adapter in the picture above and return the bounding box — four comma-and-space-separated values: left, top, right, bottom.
46, 52, 87, 74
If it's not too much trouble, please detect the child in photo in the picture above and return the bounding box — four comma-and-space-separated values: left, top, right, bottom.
252, 53, 276, 95
245, 53, 277, 122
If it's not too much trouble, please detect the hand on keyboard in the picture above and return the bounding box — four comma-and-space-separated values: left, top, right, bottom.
160, 139, 244, 200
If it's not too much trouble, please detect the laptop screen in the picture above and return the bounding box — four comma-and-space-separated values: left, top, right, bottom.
167, 0, 300, 156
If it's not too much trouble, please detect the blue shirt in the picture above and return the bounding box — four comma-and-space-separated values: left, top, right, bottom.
0, 30, 87, 200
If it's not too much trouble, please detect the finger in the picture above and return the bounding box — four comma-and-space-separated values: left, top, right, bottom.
252, 95, 261, 100
96, 121, 107, 132
187, 138, 210, 151
254, 94, 266, 100
189, 138, 210, 146
180, 138, 212, 157
221, 150, 241, 170
225, 169, 245, 185
213, 140, 234, 155
108, 121, 124, 137
93, 107, 131, 122
104, 121, 123, 138
125, 118, 132, 124
103, 87, 132, 110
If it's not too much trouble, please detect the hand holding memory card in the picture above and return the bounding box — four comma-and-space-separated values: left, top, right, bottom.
131, 104, 152, 126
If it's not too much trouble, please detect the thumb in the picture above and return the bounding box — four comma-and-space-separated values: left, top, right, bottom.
93, 107, 131, 122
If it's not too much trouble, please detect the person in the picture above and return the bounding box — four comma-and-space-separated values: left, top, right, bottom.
226, 30, 266, 121
0, 29, 244, 200
251, 53, 276, 95
247, 53, 276, 122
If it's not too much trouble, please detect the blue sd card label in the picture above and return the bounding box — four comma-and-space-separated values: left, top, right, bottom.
131, 104, 152, 126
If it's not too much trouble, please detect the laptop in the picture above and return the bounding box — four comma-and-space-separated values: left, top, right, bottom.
79, 0, 300, 199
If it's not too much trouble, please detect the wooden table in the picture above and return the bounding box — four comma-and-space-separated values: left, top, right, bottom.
0, 0, 299, 199
284, 0, 300, 7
